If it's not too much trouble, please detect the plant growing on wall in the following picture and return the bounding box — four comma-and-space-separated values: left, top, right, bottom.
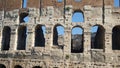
65, 7, 71, 11
65, 54, 69, 59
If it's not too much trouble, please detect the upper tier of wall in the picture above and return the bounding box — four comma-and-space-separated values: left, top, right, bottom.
0, 0, 114, 11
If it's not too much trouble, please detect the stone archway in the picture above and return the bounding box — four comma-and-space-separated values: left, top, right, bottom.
0, 64, 6, 68
33, 66, 42, 68
14, 65, 22, 68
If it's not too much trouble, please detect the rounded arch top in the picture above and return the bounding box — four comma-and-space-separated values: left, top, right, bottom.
53, 24, 64, 28
0, 64, 6, 68
14, 65, 23, 68
35, 24, 46, 30
72, 9, 84, 14
72, 25, 84, 30
3, 26, 11, 30
72, 9, 84, 23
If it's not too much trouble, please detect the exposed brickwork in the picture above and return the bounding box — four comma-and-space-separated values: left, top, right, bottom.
0, 0, 114, 11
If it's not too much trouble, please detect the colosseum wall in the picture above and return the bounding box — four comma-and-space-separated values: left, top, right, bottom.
0, 0, 120, 68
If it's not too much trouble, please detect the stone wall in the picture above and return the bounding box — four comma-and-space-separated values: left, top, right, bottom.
0, 0, 120, 68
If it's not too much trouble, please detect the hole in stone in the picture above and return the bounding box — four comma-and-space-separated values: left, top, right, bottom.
17, 26, 27, 50
53, 24, 64, 49
71, 26, 83, 53
20, 13, 29, 23
2, 26, 11, 51
72, 11, 84, 23
14, 65, 22, 68
35, 25, 46, 47
112, 25, 120, 50
0, 64, 6, 68
91, 25, 105, 49
33, 66, 42, 68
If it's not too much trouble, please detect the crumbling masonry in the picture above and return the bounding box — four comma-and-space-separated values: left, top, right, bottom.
0, 0, 120, 68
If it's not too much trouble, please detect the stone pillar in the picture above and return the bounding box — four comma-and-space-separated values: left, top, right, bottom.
105, 28, 113, 63
0, 28, 2, 51
63, 27, 71, 61
26, 25, 34, 51
44, 25, 52, 51
105, 33, 112, 53
9, 26, 17, 51
83, 30, 91, 62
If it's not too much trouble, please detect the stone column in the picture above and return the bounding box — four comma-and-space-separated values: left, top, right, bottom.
45, 25, 52, 51
26, 25, 34, 51
105, 33, 112, 53
9, 26, 17, 51
105, 28, 113, 63
63, 27, 71, 60
83, 30, 91, 62
0, 28, 2, 51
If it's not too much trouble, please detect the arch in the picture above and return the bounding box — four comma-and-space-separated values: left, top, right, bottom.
20, 13, 29, 23
33, 66, 42, 68
72, 10, 84, 23
17, 26, 27, 50
71, 26, 84, 53
112, 25, 120, 50
0, 64, 6, 68
35, 25, 45, 47
53, 24, 64, 46
1, 26, 11, 51
91, 25, 105, 49
14, 65, 22, 68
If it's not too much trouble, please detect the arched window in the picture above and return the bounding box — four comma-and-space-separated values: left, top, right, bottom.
17, 26, 27, 50
33, 66, 42, 68
53, 25, 64, 47
91, 25, 105, 49
0, 64, 6, 68
71, 27, 83, 53
114, 0, 120, 7
72, 11, 84, 23
14, 65, 22, 68
112, 26, 120, 50
2, 26, 11, 51
35, 25, 46, 47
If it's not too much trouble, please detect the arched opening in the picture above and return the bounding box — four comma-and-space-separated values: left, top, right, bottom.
14, 65, 22, 68
72, 11, 84, 23
112, 26, 120, 50
33, 66, 42, 68
0, 64, 6, 68
20, 13, 29, 23
71, 26, 83, 53
114, 0, 120, 7
2, 26, 11, 51
35, 25, 45, 47
53, 25, 64, 47
91, 25, 105, 49
17, 26, 27, 50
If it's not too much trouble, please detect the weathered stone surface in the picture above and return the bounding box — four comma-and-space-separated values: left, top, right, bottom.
0, 0, 120, 68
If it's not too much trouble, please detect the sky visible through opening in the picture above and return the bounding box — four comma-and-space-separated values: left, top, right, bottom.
23, 0, 119, 35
